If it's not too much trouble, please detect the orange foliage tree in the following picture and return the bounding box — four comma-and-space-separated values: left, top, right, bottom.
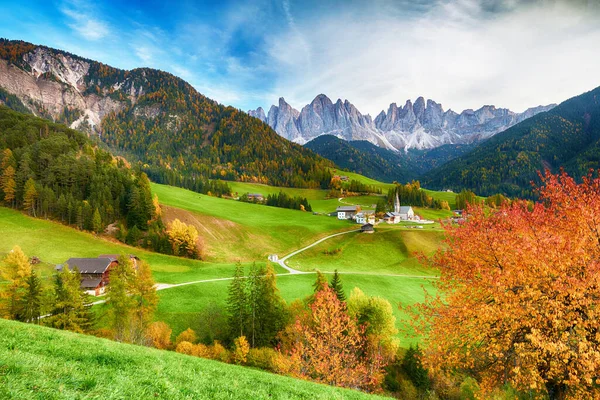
289, 286, 385, 392
412, 171, 600, 399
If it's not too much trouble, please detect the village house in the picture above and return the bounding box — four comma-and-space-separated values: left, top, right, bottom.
246, 193, 264, 202
336, 205, 359, 220
353, 211, 375, 225
56, 255, 138, 296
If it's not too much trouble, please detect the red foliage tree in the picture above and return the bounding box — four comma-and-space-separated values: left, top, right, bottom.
412, 171, 600, 399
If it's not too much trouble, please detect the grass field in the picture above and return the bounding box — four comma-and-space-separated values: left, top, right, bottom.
0, 319, 387, 400
152, 183, 356, 262
155, 273, 435, 347
287, 227, 442, 275
0, 207, 287, 285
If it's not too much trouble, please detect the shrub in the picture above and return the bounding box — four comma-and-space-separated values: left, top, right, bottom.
246, 347, 278, 371
146, 321, 172, 350
175, 341, 193, 355
175, 328, 197, 345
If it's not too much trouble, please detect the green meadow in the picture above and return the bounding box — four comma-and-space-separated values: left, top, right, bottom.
0, 319, 388, 400
287, 227, 442, 275
0, 174, 456, 352
155, 273, 435, 348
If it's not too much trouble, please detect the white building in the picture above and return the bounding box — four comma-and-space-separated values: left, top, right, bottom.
385, 192, 415, 223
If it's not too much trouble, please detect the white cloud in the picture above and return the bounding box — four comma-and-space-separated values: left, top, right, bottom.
261, 0, 600, 115
61, 6, 109, 41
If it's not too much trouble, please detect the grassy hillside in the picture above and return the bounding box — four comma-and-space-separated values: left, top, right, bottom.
0, 319, 387, 400
287, 227, 442, 275
151, 183, 353, 262
0, 206, 287, 285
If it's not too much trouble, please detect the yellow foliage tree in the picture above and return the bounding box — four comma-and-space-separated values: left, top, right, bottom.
167, 218, 199, 258
233, 336, 250, 365
0, 246, 32, 319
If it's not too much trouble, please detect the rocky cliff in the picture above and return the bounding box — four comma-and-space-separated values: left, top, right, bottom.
249, 95, 555, 151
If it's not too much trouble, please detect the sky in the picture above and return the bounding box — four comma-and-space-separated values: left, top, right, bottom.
0, 0, 599, 115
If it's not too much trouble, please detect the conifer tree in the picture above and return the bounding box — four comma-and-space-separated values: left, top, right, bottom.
21, 270, 43, 323
329, 270, 346, 302
22, 178, 37, 216
49, 266, 94, 333
312, 270, 329, 294
227, 263, 247, 339
92, 207, 102, 234
0, 245, 31, 320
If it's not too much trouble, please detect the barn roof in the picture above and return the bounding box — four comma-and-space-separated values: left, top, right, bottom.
58, 258, 113, 274
80, 278, 103, 289
336, 206, 358, 212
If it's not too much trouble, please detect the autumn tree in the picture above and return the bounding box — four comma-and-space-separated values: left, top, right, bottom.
412, 171, 600, 399
290, 286, 385, 391
167, 218, 199, 258
233, 336, 250, 365
348, 287, 398, 364
130, 259, 158, 344
0, 245, 31, 320
22, 178, 37, 216
1, 165, 16, 206
106, 257, 136, 341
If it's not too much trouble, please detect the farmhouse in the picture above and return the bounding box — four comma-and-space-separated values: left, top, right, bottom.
354, 211, 375, 224
336, 205, 359, 220
56, 255, 138, 296
361, 223, 374, 233
246, 193, 264, 202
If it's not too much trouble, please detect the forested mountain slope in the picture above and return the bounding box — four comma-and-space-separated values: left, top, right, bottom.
0, 39, 333, 189
0, 105, 154, 234
422, 86, 600, 197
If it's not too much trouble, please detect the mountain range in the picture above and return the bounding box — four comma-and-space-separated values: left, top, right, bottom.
0, 39, 333, 189
249, 95, 556, 151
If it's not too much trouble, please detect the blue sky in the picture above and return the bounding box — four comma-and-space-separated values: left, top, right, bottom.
1, 0, 599, 115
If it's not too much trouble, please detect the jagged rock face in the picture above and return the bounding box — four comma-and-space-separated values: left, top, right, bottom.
248, 106, 266, 122
249, 94, 556, 151
0, 47, 151, 132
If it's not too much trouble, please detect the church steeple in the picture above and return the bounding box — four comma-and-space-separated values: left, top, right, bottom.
394, 191, 400, 213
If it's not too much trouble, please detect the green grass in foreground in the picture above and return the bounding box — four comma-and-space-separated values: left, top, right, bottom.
156, 273, 435, 347
0, 319, 387, 400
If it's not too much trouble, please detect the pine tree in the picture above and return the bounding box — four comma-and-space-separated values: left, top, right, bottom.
21, 270, 43, 323
227, 263, 247, 339
48, 266, 94, 333
22, 178, 37, 216
0, 245, 31, 320
329, 270, 346, 302
254, 262, 286, 347
92, 208, 102, 234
